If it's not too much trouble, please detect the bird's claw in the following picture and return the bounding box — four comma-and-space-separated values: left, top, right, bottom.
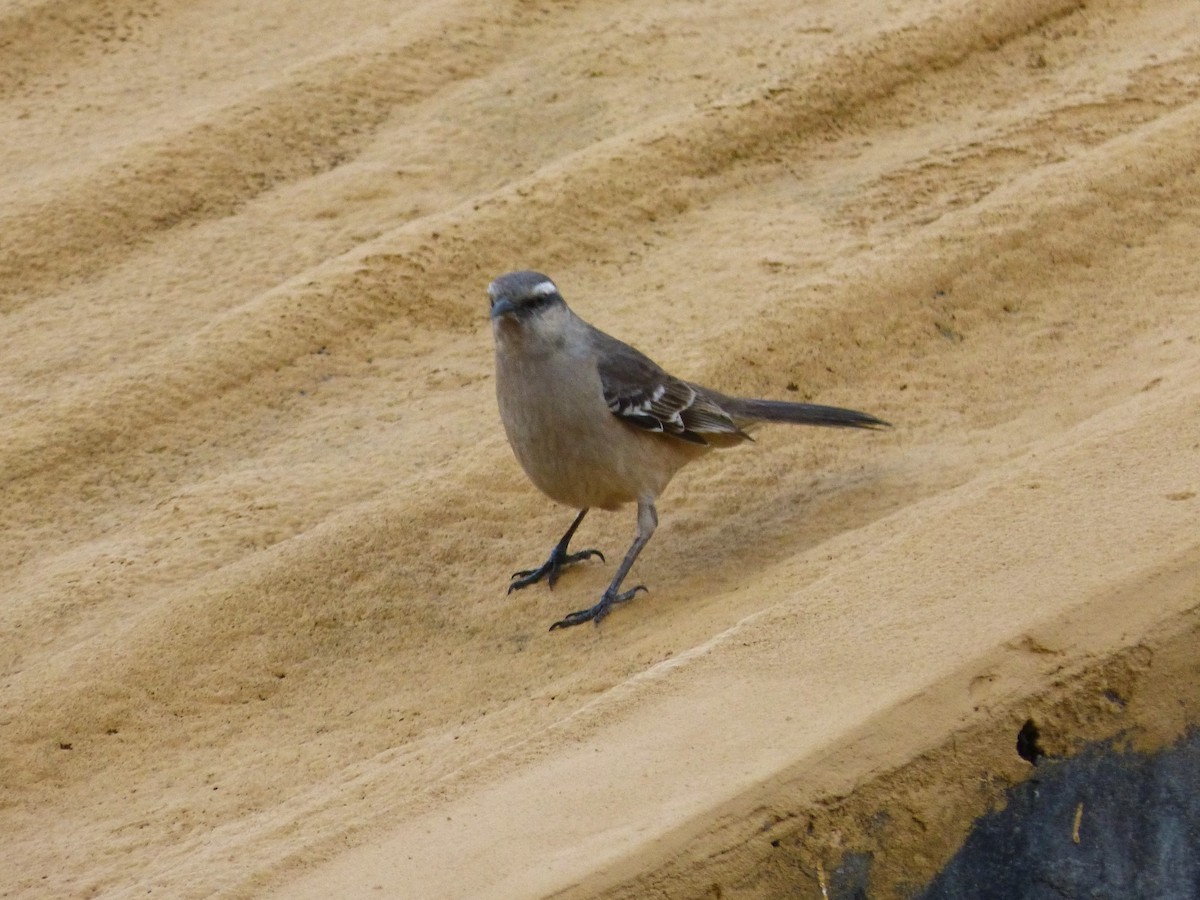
508, 547, 605, 594
548, 585, 648, 630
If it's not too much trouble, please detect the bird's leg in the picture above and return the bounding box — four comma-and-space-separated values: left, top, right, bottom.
550, 500, 657, 630
509, 508, 605, 593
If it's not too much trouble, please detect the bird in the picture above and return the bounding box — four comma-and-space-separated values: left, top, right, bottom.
488, 270, 889, 630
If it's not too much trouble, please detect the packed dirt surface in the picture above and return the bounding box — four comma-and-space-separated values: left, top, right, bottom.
2, 0, 1198, 896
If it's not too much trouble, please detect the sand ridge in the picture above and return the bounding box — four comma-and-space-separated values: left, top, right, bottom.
1, 0, 1198, 895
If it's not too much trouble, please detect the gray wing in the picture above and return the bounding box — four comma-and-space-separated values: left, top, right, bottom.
592, 330, 748, 446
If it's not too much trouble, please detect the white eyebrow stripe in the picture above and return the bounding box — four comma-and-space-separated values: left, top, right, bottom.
529, 280, 558, 297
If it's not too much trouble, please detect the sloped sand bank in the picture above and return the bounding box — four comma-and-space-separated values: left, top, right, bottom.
2, 0, 1198, 896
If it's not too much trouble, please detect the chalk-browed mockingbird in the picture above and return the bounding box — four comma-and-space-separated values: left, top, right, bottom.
489, 270, 888, 630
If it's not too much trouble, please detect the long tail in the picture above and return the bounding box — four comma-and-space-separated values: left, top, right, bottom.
720, 395, 890, 430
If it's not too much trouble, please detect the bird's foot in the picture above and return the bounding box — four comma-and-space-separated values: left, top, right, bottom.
548, 585, 648, 630
508, 546, 605, 593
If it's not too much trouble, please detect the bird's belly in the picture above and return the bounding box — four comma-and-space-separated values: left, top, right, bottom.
504, 403, 642, 510
495, 343, 704, 509
498, 365, 640, 508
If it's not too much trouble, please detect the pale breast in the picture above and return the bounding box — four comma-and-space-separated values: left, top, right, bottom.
495, 334, 704, 510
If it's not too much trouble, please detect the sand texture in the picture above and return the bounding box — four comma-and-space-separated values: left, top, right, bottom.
2, 0, 1199, 896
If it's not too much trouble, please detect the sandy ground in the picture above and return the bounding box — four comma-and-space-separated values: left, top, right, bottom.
2, 0, 1199, 896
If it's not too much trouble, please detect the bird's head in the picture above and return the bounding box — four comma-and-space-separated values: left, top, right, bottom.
487, 271, 568, 332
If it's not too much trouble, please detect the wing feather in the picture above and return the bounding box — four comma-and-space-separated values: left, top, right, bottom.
592, 330, 748, 445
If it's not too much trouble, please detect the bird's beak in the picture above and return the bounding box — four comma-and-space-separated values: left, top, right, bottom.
490, 297, 517, 319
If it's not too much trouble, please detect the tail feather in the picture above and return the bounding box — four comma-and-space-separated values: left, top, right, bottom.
720, 396, 890, 430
